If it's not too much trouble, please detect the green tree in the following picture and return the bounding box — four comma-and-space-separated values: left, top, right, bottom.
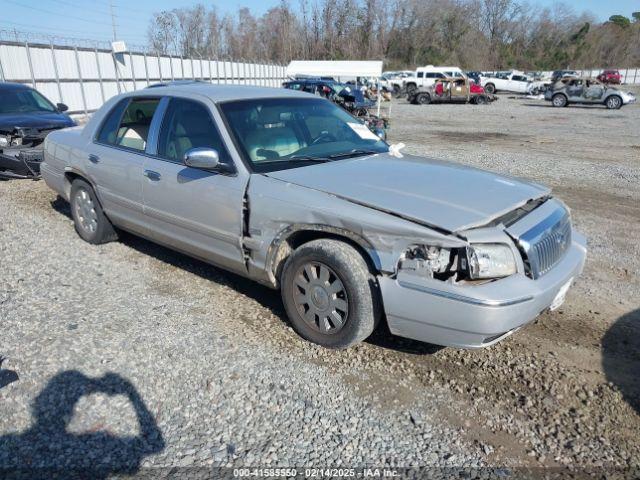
608, 15, 631, 28
632, 12, 640, 22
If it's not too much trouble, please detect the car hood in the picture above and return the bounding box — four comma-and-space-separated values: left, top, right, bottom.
265, 154, 550, 232
0, 111, 75, 131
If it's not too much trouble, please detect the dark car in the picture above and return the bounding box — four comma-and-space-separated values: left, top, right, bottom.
0, 82, 76, 179
283, 78, 385, 139
551, 70, 578, 82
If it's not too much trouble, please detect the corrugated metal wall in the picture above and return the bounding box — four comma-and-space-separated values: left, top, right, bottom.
0, 40, 288, 116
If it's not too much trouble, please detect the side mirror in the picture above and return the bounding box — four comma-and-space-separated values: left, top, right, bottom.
184, 147, 233, 173
57, 103, 69, 112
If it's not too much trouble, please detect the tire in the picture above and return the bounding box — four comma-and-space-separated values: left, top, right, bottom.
281, 239, 381, 349
552, 93, 567, 108
475, 95, 488, 105
416, 93, 431, 105
405, 84, 417, 95
70, 178, 118, 244
392, 84, 401, 96
484, 83, 496, 94
605, 95, 622, 110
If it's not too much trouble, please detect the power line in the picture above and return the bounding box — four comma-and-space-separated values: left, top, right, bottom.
4, 0, 151, 29
0, 20, 149, 43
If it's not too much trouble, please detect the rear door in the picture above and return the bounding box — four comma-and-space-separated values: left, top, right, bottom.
141, 96, 247, 273
89, 96, 161, 234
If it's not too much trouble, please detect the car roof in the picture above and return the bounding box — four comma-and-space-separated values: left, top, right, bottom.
125, 83, 313, 102
0, 82, 31, 91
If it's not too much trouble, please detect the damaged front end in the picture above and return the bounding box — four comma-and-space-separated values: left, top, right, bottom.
0, 127, 51, 180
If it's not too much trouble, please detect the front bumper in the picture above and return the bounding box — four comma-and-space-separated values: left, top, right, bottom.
378, 232, 587, 348
0, 147, 44, 179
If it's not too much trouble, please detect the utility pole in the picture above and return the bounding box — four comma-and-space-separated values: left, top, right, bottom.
109, 0, 118, 41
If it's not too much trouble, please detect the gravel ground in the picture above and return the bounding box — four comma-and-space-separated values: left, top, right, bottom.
1, 92, 639, 477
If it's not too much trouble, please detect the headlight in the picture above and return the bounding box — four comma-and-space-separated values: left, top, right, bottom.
0, 134, 20, 147
467, 244, 517, 279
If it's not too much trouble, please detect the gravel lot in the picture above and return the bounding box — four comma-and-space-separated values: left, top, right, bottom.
1, 92, 639, 476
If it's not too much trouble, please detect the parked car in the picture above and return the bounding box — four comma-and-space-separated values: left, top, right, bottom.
283, 78, 386, 139
550, 70, 578, 83
545, 77, 636, 109
480, 70, 539, 94
0, 82, 75, 179
41, 84, 587, 349
402, 66, 465, 95
596, 69, 622, 85
407, 77, 496, 105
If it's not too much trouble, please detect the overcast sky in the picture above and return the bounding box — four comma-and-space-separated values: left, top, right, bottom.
0, 0, 637, 49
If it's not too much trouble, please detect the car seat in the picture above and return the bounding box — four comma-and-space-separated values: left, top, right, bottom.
244, 107, 303, 161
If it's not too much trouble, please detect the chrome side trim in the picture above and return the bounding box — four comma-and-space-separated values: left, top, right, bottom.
397, 280, 534, 307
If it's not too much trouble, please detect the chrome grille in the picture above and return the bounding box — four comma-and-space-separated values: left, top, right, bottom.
518, 208, 572, 279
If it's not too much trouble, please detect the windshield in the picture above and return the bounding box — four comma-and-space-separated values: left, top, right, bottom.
0, 89, 57, 114
220, 97, 388, 172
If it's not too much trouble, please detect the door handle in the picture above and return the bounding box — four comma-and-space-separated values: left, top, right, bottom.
143, 170, 161, 181
88, 154, 100, 164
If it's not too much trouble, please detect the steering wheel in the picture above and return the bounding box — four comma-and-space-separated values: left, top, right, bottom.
311, 131, 337, 145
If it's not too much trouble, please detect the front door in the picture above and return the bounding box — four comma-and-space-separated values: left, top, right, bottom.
88, 96, 161, 234
141, 97, 248, 273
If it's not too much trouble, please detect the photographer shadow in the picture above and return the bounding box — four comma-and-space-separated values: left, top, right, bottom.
0, 370, 164, 479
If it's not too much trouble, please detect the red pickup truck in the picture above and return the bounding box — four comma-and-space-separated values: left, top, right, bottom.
596, 70, 622, 84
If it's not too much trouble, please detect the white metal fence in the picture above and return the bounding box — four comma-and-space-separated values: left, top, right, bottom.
0, 40, 288, 116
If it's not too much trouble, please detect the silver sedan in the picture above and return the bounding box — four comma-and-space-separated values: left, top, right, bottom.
41, 84, 586, 349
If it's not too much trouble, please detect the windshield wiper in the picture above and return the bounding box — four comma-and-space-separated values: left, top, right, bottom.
286, 155, 331, 163
328, 149, 380, 159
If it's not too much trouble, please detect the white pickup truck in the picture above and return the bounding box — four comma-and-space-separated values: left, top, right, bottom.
402, 66, 465, 94
481, 71, 543, 95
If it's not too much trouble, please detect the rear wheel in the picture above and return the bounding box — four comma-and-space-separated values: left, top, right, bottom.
281, 239, 380, 349
552, 93, 568, 107
405, 84, 417, 96
70, 179, 118, 244
416, 93, 431, 105
605, 95, 622, 110
484, 83, 496, 94
475, 95, 488, 105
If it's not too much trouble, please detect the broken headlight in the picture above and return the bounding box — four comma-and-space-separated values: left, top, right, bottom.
466, 244, 516, 279
398, 245, 460, 280
0, 134, 21, 148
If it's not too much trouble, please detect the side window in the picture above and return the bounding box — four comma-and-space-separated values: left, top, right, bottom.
96, 98, 129, 144
417, 72, 424, 78
157, 98, 230, 164
98, 97, 160, 151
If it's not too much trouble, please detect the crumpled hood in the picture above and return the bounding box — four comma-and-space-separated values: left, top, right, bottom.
0, 111, 75, 132
265, 154, 550, 232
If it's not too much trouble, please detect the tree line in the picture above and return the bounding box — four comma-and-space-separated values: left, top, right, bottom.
147, 0, 640, 70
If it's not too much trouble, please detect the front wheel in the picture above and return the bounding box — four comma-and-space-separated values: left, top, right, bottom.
475, 95, 488, 105
552, 94, 567, 107
484, 83, 496, 94
281, 239, 380, 349
605, 95, 622, 110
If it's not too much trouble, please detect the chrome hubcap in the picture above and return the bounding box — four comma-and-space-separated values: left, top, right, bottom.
292, 262, 348, 334
74, 188, 98, 234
